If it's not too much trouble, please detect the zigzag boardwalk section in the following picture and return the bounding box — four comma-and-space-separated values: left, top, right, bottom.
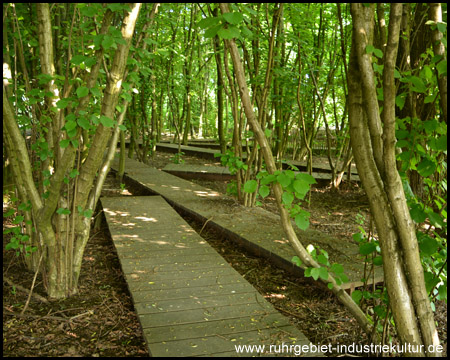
163, 163, 234, 181
101, 196, 319, 357
110, 157, 383, 291
162, 164, 360, 185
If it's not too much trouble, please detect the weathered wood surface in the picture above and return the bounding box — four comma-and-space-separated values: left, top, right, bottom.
162, 163, 360, 184
101, 196, 319, 357
163, 163, 234, 181
156, 143, 222, 160
111, 157, 383, 291
155, 143, 358, 177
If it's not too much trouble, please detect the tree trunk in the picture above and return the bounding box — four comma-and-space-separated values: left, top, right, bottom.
349, 4, 440, 356
3, 3, 141, 299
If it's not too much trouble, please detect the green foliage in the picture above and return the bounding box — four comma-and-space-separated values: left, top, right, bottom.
292, 244, 349, 289
3, 200, 37, 257
170, 152, 185, 164
198, 8, 250, 41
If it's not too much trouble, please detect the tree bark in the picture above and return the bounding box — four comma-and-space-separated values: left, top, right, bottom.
349, 4, 440, 356
428, 3, 447, 124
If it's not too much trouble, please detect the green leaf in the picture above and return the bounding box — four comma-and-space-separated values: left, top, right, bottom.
83, 209, 93, 218
107, 3, 129, 12
423, 119, 439, 133
353, 232, 365, 242
223, 12, 244, 25
240, 26, 253, 39
317, 254, 329, 266
90, 87, 101, 97
359, 242, 377, 255
373, 48, 383, 58
198, 17, 221, 29
365, 44, 375, 54
277, 173, 291, 188
436, 22, 447, 33
71, 55, 86, 65
38, 74, 53, 85
292, 256, 302, 267
396, 129, 410, 139
260, 174, 276, 186
310, 268, 320, 281
56, 98, 70, 109
243, 180, 257, 193
259, 185, 270, 198
100, 115, 114, 128
373, 256, 383, 266
295, 212, 309, 230
77, 117, 91, 130
421, 65, 433, 80
410, 76, 427, 93
293, 179, 308, 194
60, 139, 70, 148
427, 210, 445, 229
13, 215, 24, 224
295, 172, 316, 184
76, 86, 89, 98
318, 267, 329, 281
204, 24, 223, 38
85, 57, 97, 68
419, 235, 439, 255
352, 290, 363, 304
435, 135, 447, 151
80, 5, 97, 17
56, 208, 71, 215
395, 93, 406, 110
417, 159, 436, 177
424, 92, 438, 104
331, 263, 344, 275
410, 203, 427, 223
282, 192, 294, 205
65, 120, 77, 132
436, 59, 447, 77
69, 169, 79, 178
102, 35, 115, 50
217, 26, 240, 40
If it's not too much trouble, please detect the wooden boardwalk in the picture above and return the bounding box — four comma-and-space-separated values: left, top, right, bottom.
155, 143, 358, 177
156, 143, 222, 160
163, 163, 234, 181
101, 196, 319, 357
111, 156, 383, 291
162, 163, 359, 185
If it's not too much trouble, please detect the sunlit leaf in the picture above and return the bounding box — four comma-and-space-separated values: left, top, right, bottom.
243, 179, 257, 193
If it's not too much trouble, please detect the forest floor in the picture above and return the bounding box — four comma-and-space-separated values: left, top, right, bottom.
3, 151, 447, 357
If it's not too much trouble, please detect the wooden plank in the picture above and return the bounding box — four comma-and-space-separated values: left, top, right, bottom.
145, 326, 312, 357
101, 195, 319, 357
133, 292, 269, 313
143, 313, 292, 343
129, 282, 261, 302
156, 142, 221, 160
163, 163, 235, 181
127, 273, 249, 292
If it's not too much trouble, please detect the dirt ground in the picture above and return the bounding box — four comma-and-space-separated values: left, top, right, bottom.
3, 151, 447, 357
